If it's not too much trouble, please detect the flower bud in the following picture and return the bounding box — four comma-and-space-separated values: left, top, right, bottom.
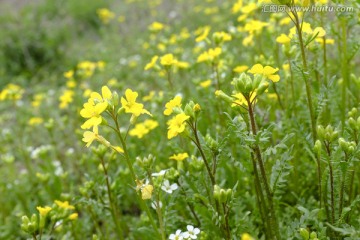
310, 232, 317, 239
219, 189, 227, 203
314, 140, 322, 157
256, 81, 269, 95
299, 228, 310, 240
215, 90, 233, 104
348, 117, 357, 129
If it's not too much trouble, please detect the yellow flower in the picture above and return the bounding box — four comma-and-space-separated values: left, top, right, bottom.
0, 84, 24, 101
167, 113, 190, 139
315, 38, 335, 45
97, 8, 115, 24
276, 34, 291, 44
175, 61, 190, 69
241, 233, 254, 240
213, 31, 232, 44
141, 184, 154, 200
143, 119, 159, 130
59, 89, 74, 109
63, 70, 74, 79
241, 3, 257, 14
195, 26, 211, 42
55, 200, 75, 210
129, 124, 150, 138
136, 179, 154, 200
232, 92, 256, 107
68, 213, 78, 220
199, 79, 212, 88
244, 20, 268, 34
233, 65, 249, 73
148, 21, 165, 32
164, 96, 182, 115
80, 101, 108, 129
121, 89, 151, 117
83, 126, 101, 147
66, 80, 76, 88
143, 91, 156, 101
280, 17, 292, 25
37, 206, 52, 217
160, 53, 177, 66
144, 56, 159, 70
248, 64, 280, 82
28, 117, 44, 126
231, 0, 243, 14
90, 86, 112, 104
169, 152, 189, 161
197, 47, 222, 63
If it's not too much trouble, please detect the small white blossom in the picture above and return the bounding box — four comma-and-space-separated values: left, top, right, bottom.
151, 201, 163, 210
182, 225, 200, 239
169, 229, 183, 240
152, 169, 168, 177
161, 180, 178, 194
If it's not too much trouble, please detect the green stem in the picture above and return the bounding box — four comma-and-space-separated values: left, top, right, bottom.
324, 142, 336, 224
111, 112, 160, 237
315, 155, 322, 209
340, 7, 348, 132
292, 9, 317, 143
100, 156, 125, 240
188, 122, 216, 186
147, 170, 166, 240
247, 98, 280, 240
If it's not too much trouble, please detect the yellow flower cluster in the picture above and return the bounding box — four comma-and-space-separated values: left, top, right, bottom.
0, 83, 24, 101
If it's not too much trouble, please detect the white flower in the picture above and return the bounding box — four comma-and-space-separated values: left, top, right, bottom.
151, 201, 163, 210
169, 229, 183, 240
161, 180, 178, 194
152, 169, 168, 177
182, 225, 200, 239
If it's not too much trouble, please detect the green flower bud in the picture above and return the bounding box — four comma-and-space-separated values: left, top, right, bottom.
112, 91, 119, 107
338, 138, 347, 151
215, 90, 233, 104
348, 117, 357, 129
316, 125, 325, 140
310, 232, 317, 239
213, 185, 221, 201
226, 188, 232, 199
233, 74, 246, 93
300, 228, 310, 240
184, 103, 195, 119
314, 140, 322, 157
219, 189, 227, 203
256, 81, 269, 95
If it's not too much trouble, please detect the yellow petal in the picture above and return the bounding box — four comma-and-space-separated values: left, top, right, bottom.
248, 64, 264, 74
102, 86, 112, 100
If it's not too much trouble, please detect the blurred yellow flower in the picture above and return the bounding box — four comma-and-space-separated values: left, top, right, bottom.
145, 56, 159, 70
55, 200, 75, 210
169, 152, 189, 161
199, 79, 212, 88
68, 213, 78, 220
195, 26, 211, 42
276, 34, 291, 44
148, 21, 165, 32
37, 206, 52, 217
28, 117, 44, 126
160, 53, 177, 66
97, 8, 115, 24
233, 65, 249, 73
